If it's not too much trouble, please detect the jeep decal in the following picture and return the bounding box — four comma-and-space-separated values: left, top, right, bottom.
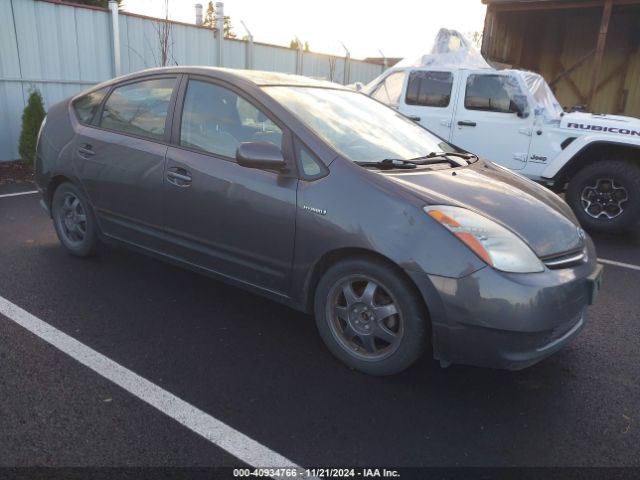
530, 154, 547, 163
567, 123, 640, 136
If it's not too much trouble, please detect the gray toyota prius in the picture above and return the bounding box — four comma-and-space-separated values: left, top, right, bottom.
35, 67, 603, 375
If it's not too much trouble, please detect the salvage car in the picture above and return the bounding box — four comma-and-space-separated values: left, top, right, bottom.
36, 67, 603, 375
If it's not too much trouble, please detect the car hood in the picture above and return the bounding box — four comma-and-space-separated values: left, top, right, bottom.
379, 162, 583, 258
561, 111, 640, 136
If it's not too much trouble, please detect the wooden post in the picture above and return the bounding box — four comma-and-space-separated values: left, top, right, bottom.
587, 0, 613, 109
481, 6, 496, 58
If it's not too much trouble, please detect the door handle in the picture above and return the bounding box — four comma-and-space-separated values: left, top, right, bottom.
457, 120, 477, 127
77, 143, 95, 158
406, 115, 421, 122
166, 168, 192, 186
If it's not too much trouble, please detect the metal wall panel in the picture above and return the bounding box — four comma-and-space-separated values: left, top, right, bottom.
253, 44, 298, 73
185, 26, 218, 67
349, 60, 386, 84
221, 39, 247, 69
0, 0, 383, 161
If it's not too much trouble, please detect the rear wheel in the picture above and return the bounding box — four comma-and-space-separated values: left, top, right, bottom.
566, 160, 640, 233
314, 257, 429, 375
52, 182, 100, 256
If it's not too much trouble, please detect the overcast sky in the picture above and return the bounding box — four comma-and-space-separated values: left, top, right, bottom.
121, 0, 487, 60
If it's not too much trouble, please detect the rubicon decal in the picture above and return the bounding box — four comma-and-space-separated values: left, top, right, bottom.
567, 123, 640, 136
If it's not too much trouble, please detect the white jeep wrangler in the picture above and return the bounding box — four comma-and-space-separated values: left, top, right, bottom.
362, 64, 640, 233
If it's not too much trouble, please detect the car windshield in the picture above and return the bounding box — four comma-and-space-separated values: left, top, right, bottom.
263, 86, 455, 163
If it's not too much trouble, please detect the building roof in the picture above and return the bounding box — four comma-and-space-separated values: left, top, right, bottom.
482, 0, 588, 3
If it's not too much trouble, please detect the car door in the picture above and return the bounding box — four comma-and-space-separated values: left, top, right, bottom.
74, 76, 178, 249
162, 77, 297, 295
399, 69, 457, 140
450, 71, 533, 170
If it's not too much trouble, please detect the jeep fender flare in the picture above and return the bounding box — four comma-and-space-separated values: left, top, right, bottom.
541, 134, 640, 181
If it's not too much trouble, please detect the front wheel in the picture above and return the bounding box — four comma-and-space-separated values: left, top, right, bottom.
314, 258, 429, 376
566, 160, 640, 233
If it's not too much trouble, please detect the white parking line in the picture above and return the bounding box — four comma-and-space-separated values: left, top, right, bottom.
0, 190, 38, 198
598, 258, 640, 272
0, 295, 311, 478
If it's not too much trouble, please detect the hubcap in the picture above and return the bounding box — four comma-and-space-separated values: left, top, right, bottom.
580, 178, 628, 220
57, 193, 87, 244
328, 276, 403, 360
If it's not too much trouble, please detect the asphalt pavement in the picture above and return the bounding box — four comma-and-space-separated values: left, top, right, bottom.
1, 183, 639, 474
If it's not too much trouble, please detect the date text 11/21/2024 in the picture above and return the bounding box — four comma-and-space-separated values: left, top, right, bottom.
232, 468, 401, 478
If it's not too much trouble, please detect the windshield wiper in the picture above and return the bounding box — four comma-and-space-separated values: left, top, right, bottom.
355, 152, 478, 171
354, 159, 417, 170
426, 151, 478, 162
413, 152, 478, 166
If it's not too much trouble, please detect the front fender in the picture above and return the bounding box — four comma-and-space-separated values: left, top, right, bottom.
541, 134, 640, 179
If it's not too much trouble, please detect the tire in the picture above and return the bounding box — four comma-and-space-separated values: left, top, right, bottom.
314, 257, 429, 376
51, 182, 100, 256
566, 160, 640, 234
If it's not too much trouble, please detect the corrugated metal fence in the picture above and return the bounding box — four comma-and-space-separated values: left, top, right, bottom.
0, 0, 384, 161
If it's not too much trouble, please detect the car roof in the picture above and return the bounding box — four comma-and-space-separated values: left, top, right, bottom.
90, 66, 348, 91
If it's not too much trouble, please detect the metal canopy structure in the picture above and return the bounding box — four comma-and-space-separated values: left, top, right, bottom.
481, 0, 640, 115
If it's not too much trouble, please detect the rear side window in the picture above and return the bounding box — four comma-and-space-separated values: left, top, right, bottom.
464, 74, 522, 113
99, 78, 175, 140
73, 88, 108, 124
405, 71, 453, 107
180, 80, 283, 158
370, 71, 406, 107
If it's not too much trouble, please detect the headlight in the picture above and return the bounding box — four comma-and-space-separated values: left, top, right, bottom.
424, 205, 544, 273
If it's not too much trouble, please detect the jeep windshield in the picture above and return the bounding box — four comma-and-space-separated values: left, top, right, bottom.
264, 86, 458, 165
516, 71, 564, 118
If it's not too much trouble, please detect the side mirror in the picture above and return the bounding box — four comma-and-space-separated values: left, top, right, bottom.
236, 142, 287, 171
354, 82, 364, 92
512, 94, 529, 118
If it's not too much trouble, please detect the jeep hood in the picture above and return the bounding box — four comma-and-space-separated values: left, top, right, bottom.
381, 162, 583, 258
561, 111, 640, 135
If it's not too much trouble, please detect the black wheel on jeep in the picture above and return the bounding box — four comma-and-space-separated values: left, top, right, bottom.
567, 160, 640, 233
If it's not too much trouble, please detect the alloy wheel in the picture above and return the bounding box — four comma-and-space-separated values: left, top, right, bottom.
580, 178, 629, 220
57, 192, 87, 244
327, 275, 404, 360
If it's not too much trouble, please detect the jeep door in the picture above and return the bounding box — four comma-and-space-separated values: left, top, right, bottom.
162, 77, 297, 295
399, 68, 458, 140
74, 76, 178, 249
450, 71, 533, 170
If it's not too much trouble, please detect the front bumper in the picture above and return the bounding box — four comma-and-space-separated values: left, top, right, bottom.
407, 241, 602, 370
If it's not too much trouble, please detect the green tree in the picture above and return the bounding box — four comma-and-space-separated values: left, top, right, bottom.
203, 2, 236, 39
18, 89, 46, 165
203, 1, 216, 28
223, 16, 236, 39
289, 39, 310, 52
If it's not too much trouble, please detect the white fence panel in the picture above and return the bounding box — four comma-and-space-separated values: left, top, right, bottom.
253, 44, 298, 74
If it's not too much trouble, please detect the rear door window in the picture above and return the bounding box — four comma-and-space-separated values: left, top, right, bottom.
405, 71, 453, 107
370, 71, 406, 108
72, 87, 109, 124
99, 78, 175, 141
